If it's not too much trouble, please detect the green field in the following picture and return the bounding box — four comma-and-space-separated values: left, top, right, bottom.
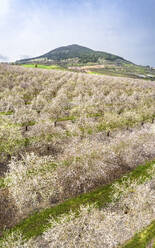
22, 64, 63, 70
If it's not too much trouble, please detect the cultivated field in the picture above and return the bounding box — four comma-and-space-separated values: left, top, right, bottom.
0, 64, 155, 247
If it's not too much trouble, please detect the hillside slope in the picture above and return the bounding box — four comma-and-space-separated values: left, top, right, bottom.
0, 64, 155, 247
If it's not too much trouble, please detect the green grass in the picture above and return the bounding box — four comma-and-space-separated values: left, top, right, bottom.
0, 159, 154, 242
25, 162, 58, 177
0, 178, 6, 188
93, 113, 155, 133
0, 137, 26, 158
21, 120, 36, 127
54, 111, 154, 136
121, 221, 155, 248
57, 115, 76, 122
87, 71, 104, 75
0, 177, 11, 189
22, 64, 63, 70
0, 111, 13, 116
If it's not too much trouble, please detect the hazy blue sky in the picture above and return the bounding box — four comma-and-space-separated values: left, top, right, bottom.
0, 0, 155, 66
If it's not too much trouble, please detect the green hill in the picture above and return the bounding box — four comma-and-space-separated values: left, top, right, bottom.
17, 44, 130, 65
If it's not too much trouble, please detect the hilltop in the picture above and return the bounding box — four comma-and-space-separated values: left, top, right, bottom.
17, 44, 129, 65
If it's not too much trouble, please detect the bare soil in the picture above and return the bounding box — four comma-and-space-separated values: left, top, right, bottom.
0, 189, 18, 236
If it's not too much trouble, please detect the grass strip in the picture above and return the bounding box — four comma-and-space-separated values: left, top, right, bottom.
0, 159, 154, 242
121, 220, 155, 248
0, 111, 13, 116
22, 64, 63, 70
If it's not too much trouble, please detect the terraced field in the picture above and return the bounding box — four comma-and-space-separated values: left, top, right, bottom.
0, 64, 155, 247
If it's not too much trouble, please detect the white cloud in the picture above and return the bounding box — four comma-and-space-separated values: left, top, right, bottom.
0, 0, 11, 20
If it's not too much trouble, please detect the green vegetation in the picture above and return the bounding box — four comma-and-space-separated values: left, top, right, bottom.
22, 64, 63, 70
121, 221, 155, 248
95, 112, 155, 133
0, 111, 13, 115
88, 64, 155, 80
57, 115, 76, 122
16, 44, 127, 65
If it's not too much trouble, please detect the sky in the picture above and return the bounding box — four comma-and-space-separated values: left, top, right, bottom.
0, 0, 155, 66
